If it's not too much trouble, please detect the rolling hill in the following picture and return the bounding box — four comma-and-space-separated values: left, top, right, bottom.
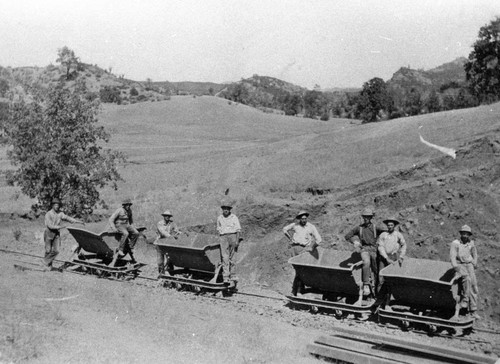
387, 57, 468, 92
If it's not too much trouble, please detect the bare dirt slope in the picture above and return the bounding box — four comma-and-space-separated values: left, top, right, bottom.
235, 134, 500, 322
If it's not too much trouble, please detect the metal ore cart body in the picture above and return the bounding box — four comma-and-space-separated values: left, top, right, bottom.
379, 257, 473, 333
155, 233, 233, 292
66, 227, 145, 279
287, 248, 374, 317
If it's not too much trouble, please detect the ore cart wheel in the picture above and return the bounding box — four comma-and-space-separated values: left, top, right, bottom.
357, 313, 370, 321
428, 324, 438, 335
310, 305, 319, 314
175, 283, 183, 290
401, 320, 411, 331
462, 327, 473, 336
334, 309, 344, 319
446, 328, 457, 336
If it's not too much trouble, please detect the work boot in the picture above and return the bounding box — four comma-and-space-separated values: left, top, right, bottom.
129, 252, 137, 265
469, 311, 481, 320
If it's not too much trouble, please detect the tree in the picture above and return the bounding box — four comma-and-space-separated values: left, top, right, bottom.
425, 89, 441, 113
357, 77, 391, 122
0, 78, 9, 97
404, 88, 423, 116
226, 83, 250, 104
464, 17, 500, 103
4, 81, 124, 215
282, 93, 302, 116
56, 46, 80, 80
303, 90, 325, 119
0, 101, 9, 140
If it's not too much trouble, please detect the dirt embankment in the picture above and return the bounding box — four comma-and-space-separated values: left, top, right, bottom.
237, 135, 500, 322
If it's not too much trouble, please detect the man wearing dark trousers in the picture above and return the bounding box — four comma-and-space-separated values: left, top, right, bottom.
43, 198, 84, 269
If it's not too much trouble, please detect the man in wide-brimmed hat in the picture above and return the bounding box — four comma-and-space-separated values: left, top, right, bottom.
217, 201, 241, 285
450, 224, 480, 319
376, 216, 407, 300
109, 198, 139, 266
154, 210, 183, 276
43, 198, 84, 269
283, 210, 322, 296
344, 207, 386, 296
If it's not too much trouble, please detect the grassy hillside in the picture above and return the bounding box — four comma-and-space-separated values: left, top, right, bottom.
99, 96, 498, 188
4, 95, 498, 218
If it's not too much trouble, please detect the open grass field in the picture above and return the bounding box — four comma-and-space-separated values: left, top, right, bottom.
92, 96, 499, 225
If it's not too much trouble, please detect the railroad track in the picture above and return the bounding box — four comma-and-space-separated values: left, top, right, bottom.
2, 247, 499, 357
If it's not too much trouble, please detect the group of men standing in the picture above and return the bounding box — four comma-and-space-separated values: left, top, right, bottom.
43, 198, 479, 318
282, 207, 479, 319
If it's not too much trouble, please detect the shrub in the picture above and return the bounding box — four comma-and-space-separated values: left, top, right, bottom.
130, 87, 139, 96
12, 228, 22, 241
99, 86, 122, 104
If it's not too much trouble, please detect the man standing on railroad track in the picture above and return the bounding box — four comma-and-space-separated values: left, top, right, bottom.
283, 210, 322, 296
344, 208, 386, 297
154, 210, 182, 276
376, 216, 406, 302
450, 224, 480, 320
109, 198, 139, 267
43, 198, 84, 270
217, 201, 241, 286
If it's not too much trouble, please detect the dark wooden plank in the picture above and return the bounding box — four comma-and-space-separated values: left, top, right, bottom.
316, 328, 497, 364
307, 342, 405, 364
311, 336, 443, 364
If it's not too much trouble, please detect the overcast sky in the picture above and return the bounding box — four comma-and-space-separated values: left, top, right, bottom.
0, 0, 498, 89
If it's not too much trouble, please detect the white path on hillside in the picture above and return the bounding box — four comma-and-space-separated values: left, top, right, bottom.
419, 133, 456, 159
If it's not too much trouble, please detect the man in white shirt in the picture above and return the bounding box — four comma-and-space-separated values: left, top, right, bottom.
450, 224, 479, 319
154, 210, 182, 276
217, 203, 241, 284
283, 210, 322, 296
377, 217, 406, 300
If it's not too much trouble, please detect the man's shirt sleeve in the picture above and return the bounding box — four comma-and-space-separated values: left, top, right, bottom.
344, 226, 359, 242
234, 216, 241, 232
312, 225, 322, 244
398, 232, 407, 257
61, 213, 78, 224
450, 240, 459, 267
283, 223, 295, 235
109, 208, 120, 226
45, 211, 59, 230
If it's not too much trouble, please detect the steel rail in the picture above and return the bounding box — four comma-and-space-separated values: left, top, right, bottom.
2, 247, 499, 347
